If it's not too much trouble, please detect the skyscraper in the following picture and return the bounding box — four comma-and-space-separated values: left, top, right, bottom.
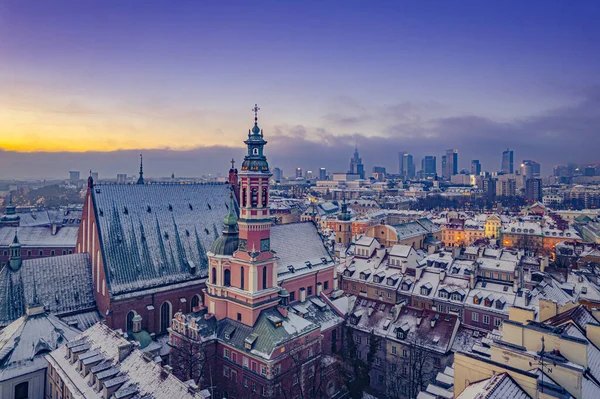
441, 156, 447, 178
319, 167, 327, 180
501, 149, 514, 174
444, 149, 458, 179
295, 167, 303, 179
349, 147, 365, 179
273, 167, 283, 182
471, 160, 481, 176
522, 160, 541, 177
398, 151, 415, 179
421, 156, 436, 178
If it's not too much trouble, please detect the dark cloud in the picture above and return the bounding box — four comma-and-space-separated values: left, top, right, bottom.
1, 89, 599, 180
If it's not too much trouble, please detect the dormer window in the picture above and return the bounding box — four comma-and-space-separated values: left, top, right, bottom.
451, 293, 462, 301
439, 290, 448, 299
485, 298, 493, 307
495, 300, 504, 310
420, 287, 429, 296
473, 295, 481, 305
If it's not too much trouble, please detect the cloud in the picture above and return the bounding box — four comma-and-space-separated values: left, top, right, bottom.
0, 89, 599, 180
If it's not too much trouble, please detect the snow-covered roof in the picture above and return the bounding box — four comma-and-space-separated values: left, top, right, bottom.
456, 373, 529, 399
0, 253, 95, 327
46, 322, 206, 399
271, 222, 335, 281
91, 183, 233, 296
0, 225, 79, 247
0, 310, 80, 382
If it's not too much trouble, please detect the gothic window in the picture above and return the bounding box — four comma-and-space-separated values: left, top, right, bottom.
224, 269, 231, 286
126, 311, 136, 331
191, 295, 201, 309
240, 267, 245, 290
251, 188, 258, 207
262, 188, 268, 206
262, 266, 267, 290
160, 302, 171, 334
212, 267, 216, 284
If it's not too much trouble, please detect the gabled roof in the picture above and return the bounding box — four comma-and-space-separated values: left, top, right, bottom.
0, 253, 95, 327
0, 225, 79, 247
271, 222, 334, 280
91, 183, 234, 295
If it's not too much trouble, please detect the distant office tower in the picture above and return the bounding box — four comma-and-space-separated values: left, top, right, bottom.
522, 160, 541, 177
306, 170, 313, 179
471, 160, 481, 176
520, 162, 533, 179
91, 172, 99, 182
501, 149, 514, 174
69, 171, 80, 184
525, 178, 543, 202
116, 174, 127, 184
295, 167, 303, 179
349, 147, 365, 179
319, 168, 327, 180
444, 149, 458, 179
496, 178, 516, 197
398, 151, 415, 179
441, 156, 447, 178
553, 165, 568, 177
585, 166, 597, 177
273, 167, 283, 182
421, 156, 436, 178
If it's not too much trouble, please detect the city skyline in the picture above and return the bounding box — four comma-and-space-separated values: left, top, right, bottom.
1, 1, 600, 178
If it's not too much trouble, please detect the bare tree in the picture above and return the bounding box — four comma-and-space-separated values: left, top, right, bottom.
340, 327, 381, 399
385, 335, 438, 399
169, 333, 208, 386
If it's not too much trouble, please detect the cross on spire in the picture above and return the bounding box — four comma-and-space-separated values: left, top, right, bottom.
230, 158, 236, 169
252, 104, 260, 122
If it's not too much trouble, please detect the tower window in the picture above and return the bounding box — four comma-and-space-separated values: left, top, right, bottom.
251, 188, 258, 207
224, 269, 231, 286
212, 267, 217, 284
262, 188, 268, 207
262, 266, 267, 290
237, 313, 242, 322
253, 148, 259, 155
240, 266, 245, 290
242, 188, 247, 207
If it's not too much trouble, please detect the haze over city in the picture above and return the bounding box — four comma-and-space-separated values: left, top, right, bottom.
1, 0, 600, 179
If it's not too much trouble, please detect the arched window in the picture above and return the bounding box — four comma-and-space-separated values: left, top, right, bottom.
160, 302, 171, 334
224, 269, 231, 286
191, 295, 201, 310
240, 267, 245, 290
126, 311, 136, 331
14, 381, 28, 399
212, 267, 216, 284
253, 148, 259, 155
262, 188, 268, 207
262, 266, 267, 290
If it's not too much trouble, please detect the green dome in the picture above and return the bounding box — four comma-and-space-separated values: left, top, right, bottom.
210, 234, 240, 256
210, 193, 239, 256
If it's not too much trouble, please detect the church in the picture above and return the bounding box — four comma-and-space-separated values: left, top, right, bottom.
168, 107, 345, 398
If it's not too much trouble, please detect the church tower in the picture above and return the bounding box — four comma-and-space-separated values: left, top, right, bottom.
205, 105, 280, 327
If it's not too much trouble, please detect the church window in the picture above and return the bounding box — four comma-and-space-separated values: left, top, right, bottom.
240, 267, 245, 290
224, 269, 231, 286
191, 295, 201, 309
212, 268, 216, 284
126, 311, 135, 331
251, 188, 258, 207
237, 313, 242, 322
262, 188, 268, 206
307, 286, 313, 296
253, 148, 259, 155
262, 266, 267, 290
160, 302, 172, 334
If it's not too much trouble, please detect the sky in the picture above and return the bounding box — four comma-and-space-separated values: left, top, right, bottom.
0, 0, 599, 179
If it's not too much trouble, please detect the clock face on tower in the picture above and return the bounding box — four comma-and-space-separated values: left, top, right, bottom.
238, 239, 247, 252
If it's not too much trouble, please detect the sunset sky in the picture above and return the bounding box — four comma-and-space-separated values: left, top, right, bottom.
1, 0, 599, 179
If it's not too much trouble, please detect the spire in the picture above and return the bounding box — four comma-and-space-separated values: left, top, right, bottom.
9, 230, 22, 271
88, 169, 94, 188
137, 153, 145, 185
230, 158, 236, 170
250, 104, 261, 136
